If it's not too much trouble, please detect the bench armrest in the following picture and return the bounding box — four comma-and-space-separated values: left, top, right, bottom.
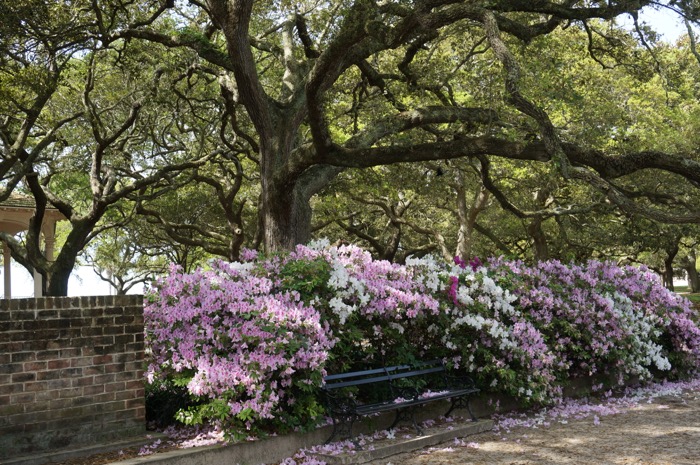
444, 373, 477, 390
322, 389, 358, 418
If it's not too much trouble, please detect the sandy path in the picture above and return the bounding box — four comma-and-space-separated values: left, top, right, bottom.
367, 388, 700, 465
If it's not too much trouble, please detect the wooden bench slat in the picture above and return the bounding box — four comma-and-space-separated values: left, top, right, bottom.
321, 359, 480, 444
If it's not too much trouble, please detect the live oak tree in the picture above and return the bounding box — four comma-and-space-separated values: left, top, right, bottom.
0, 1, 215, 295
5, 0, 700, 294
120, 0, 700, 253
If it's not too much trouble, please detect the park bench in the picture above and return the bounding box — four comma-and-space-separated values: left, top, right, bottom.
321, 359, 480, 443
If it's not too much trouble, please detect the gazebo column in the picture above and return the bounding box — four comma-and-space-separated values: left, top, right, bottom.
34, 270, 42, 297
35, 231, 57, 298
3, 243, 11, 299
45, 235, 55, 262
32, 229, 57, 298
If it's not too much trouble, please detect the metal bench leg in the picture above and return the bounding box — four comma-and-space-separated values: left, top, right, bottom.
390, 408, 424, 436
445, 396, 478, 421
325, 416, 356, 444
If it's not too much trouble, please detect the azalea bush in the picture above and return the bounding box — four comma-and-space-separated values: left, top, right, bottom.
144, 259, 333, 439
144, 241, 700, 437
489, 259, 700, 381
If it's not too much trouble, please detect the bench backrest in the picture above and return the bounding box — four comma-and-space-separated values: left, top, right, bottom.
322, 360, 446, 390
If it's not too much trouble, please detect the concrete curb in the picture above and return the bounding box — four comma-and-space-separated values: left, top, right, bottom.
105, 403, 491, 465
108, 425, 335, 465
1, 434, 166, 465
8, 374, 616, 465
312, 420, 494, 465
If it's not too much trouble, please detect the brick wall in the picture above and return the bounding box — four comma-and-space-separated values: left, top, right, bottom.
0, 295, 145, 459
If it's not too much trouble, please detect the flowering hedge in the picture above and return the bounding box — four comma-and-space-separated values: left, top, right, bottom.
145, 259, 333, 439
145, 241, 700, 437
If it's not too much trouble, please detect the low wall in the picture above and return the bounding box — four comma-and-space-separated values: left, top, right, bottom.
0, 295, 145, 459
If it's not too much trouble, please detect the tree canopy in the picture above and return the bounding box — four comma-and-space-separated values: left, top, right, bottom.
2, 0, 700, 294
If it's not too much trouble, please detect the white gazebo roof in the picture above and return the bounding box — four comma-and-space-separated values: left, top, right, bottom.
0, 194, 67, 298
0, 194, 66, 235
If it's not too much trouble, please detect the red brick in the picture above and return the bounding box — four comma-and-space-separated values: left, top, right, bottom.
82, 384, 104, 396
23, 400, 50, 413
113, 353, 136, 363
114, 334, 134, 345
0, 363, 22, 375
36, 370, 61, 381
47, 379, 71, 390
0, 383, 23, 395
114, 390, 133, 401
23, 421, 49, 433
83, 366, 105, 375
47, 359, 70, 370
58, 387, 82, 399
115, 315, 135, 325
104, 382, 126, 393
11, 372, 35, 383
72, 376, 94, 387
104, 363, 125, 374
23, 361, 47, 371
125, 380, 144, 390
11, 392, 35, 404
102, 400, 126, 412
104, 326, 125, 336
94, 374, 115, 385
23, 381, 48, 392
123, 361, 142, 372
81, 327, 103, 337
94, 392, 116, 403
35, 390, 60, 402
125, 398, 144, 409
93, 355, 113, 365
0, 395, 9, 405
116, 409, 139, 421
96, 336, 115, 345
59, 367, 83, 378
114, 371, 136, 382
49, 398, 73, 409
11, 352, 35, 363
96, 317, 115, 326
81, 346, 97, 356
35, 350, 60, 360
70, 357, 93, 368
60, 348, 81, 358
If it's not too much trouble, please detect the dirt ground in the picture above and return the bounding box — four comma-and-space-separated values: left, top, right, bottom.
49, 382, 700, 465
366, 389, 700, 465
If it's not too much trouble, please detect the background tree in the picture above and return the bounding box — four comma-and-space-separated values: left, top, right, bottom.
0, 1, 214, 295
5, 1, 700, 293
113, 0, 700, 253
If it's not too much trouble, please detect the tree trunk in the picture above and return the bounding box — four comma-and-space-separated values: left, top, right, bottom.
261, 184, 313, 251
527, 216, 549, 261
681, 250, 699, 293
45, 238, 84, 296
455, 173, 489, 262
261, 158, 344, 252
663, 243, 679, 292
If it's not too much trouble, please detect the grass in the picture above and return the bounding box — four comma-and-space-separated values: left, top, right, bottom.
674, 285, 700, 303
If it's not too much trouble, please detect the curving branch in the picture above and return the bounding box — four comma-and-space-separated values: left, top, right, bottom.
482, 10, 571, 178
